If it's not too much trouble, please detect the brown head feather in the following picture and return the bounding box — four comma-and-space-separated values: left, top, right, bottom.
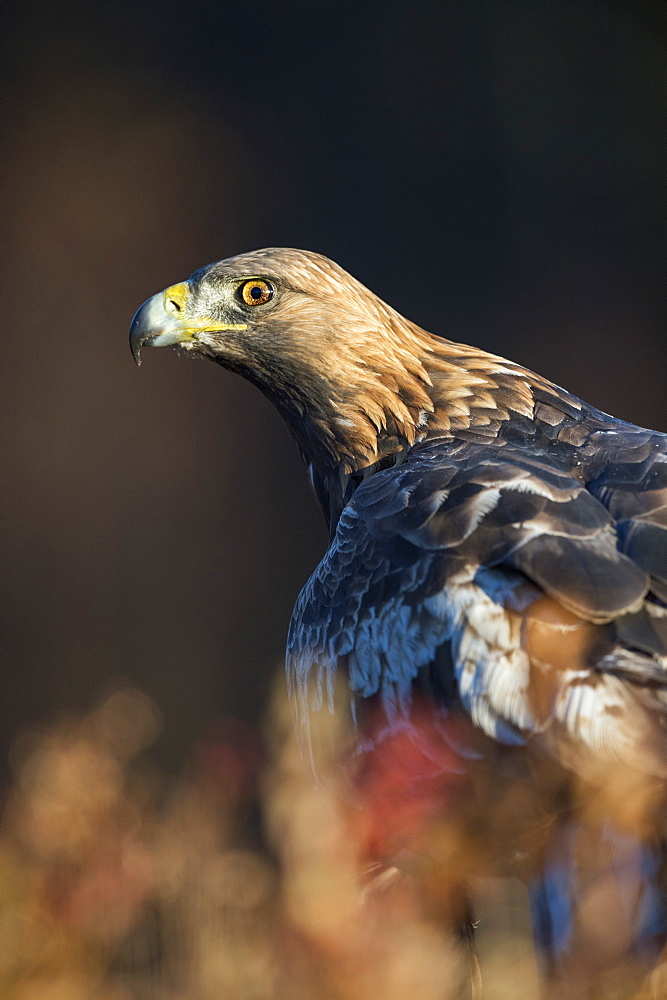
180, 249, 581, 475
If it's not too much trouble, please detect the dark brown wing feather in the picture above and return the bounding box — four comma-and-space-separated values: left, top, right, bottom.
288, 418, 667, 775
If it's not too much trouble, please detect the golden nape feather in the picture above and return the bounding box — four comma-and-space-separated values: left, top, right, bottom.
131, 248, 667, 998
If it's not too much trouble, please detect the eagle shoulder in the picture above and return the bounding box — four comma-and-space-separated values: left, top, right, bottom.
287, 427, 667, 774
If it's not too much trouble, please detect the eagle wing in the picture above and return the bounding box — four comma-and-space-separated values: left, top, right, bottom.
288, 427, 667, 775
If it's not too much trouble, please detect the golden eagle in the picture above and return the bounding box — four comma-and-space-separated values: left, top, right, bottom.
131, 249, 667, 996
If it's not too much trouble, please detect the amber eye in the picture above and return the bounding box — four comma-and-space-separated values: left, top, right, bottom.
240, 279, 274, 306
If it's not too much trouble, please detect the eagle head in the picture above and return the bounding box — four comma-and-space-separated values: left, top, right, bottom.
129, 248, 445, 472
130, 248, 536, 475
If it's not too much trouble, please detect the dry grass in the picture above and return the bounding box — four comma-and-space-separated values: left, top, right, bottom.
2, 678, 664, 1000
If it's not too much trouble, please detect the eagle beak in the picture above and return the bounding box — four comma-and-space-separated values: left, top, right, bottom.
129, 283, 194, 366
129, 282, 248, 366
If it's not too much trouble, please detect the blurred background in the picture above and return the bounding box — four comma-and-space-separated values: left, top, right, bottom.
1, 2, 665, 998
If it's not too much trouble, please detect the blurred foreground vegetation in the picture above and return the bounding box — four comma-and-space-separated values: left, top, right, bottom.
0, 680, 540, 1000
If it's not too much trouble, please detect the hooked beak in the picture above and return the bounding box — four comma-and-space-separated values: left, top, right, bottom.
129, 282, 247, 366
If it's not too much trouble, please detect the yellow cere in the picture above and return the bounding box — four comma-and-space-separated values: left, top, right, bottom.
163, 282, 190, 314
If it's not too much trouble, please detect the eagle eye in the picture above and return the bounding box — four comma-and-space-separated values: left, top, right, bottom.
239, 279, 274, 306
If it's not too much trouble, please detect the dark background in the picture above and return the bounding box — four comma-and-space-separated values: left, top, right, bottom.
2, 0, 665, 777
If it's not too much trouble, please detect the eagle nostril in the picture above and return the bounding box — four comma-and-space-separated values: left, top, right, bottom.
163, 283, 189, 318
